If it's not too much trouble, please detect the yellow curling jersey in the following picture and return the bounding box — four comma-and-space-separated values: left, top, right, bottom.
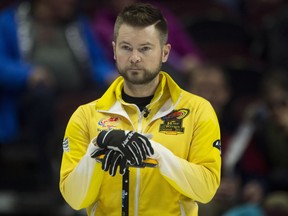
59, 72, 221, 216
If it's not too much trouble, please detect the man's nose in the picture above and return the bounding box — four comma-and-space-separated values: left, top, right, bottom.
129, 50, 141, 63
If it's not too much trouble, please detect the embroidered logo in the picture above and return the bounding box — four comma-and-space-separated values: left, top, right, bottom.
159, 109, 189, 135
63, 137, 70, 152
98, 117, 120, 129
213, 139, 221, 156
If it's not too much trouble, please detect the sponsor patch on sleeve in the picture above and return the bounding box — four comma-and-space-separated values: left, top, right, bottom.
63, 137, 70, 152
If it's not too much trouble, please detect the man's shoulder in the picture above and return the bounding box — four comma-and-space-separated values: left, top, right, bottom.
78, 99, 99, 110
181, 89, 210, 105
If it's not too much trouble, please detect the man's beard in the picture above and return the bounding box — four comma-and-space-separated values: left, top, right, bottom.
116, 62, 162, 85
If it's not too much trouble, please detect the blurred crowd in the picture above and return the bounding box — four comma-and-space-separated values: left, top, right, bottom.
0, 0, 288, 215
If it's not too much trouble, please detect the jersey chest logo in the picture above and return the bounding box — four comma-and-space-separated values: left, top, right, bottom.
159, 109, 189, 135
98, 117, 121, 129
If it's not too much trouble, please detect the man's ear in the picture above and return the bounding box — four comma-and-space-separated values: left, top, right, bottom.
112, 41, 116, 60
162, 43, 171, 63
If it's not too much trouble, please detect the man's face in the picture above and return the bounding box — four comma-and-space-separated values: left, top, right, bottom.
265, 86, 288, 129
189, 69, 230, 116
112, 24, 170, 85
42, 0, 78, 21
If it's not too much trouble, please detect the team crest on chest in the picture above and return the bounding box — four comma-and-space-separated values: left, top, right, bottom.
159, 109, 190, 135
98, 117, 121, 129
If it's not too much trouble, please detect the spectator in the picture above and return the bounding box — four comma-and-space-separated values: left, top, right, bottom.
258, 69, 288, 194
0, 0, 116, 189
188, 63, 242, 215
187, 63, 247, 157
219, 68, 288, 216
187, 63, 263, 216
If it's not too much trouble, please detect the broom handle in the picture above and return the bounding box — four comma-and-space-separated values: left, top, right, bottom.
122, 169, 129, 216
95, 155, 158, 215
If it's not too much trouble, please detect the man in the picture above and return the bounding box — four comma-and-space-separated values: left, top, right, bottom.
59, 3, 221, 215
0, 0, 116, 190
256, 69, 288, 201
187, 64, 251, 216
0, 0, 116, 144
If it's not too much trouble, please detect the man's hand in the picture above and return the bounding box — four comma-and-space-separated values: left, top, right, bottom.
123, 131, 154, 165
28, 67, 55, 88
96, 130, 154, 166
91, 148, 127, 176
96, 130, 136, 165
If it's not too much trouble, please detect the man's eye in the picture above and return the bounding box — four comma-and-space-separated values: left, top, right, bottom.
140, 47, 151, 52
121, 45, 132, 51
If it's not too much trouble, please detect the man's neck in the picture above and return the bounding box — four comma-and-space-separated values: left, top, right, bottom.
122, 90, 154, 111
123, 76, 159, 97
